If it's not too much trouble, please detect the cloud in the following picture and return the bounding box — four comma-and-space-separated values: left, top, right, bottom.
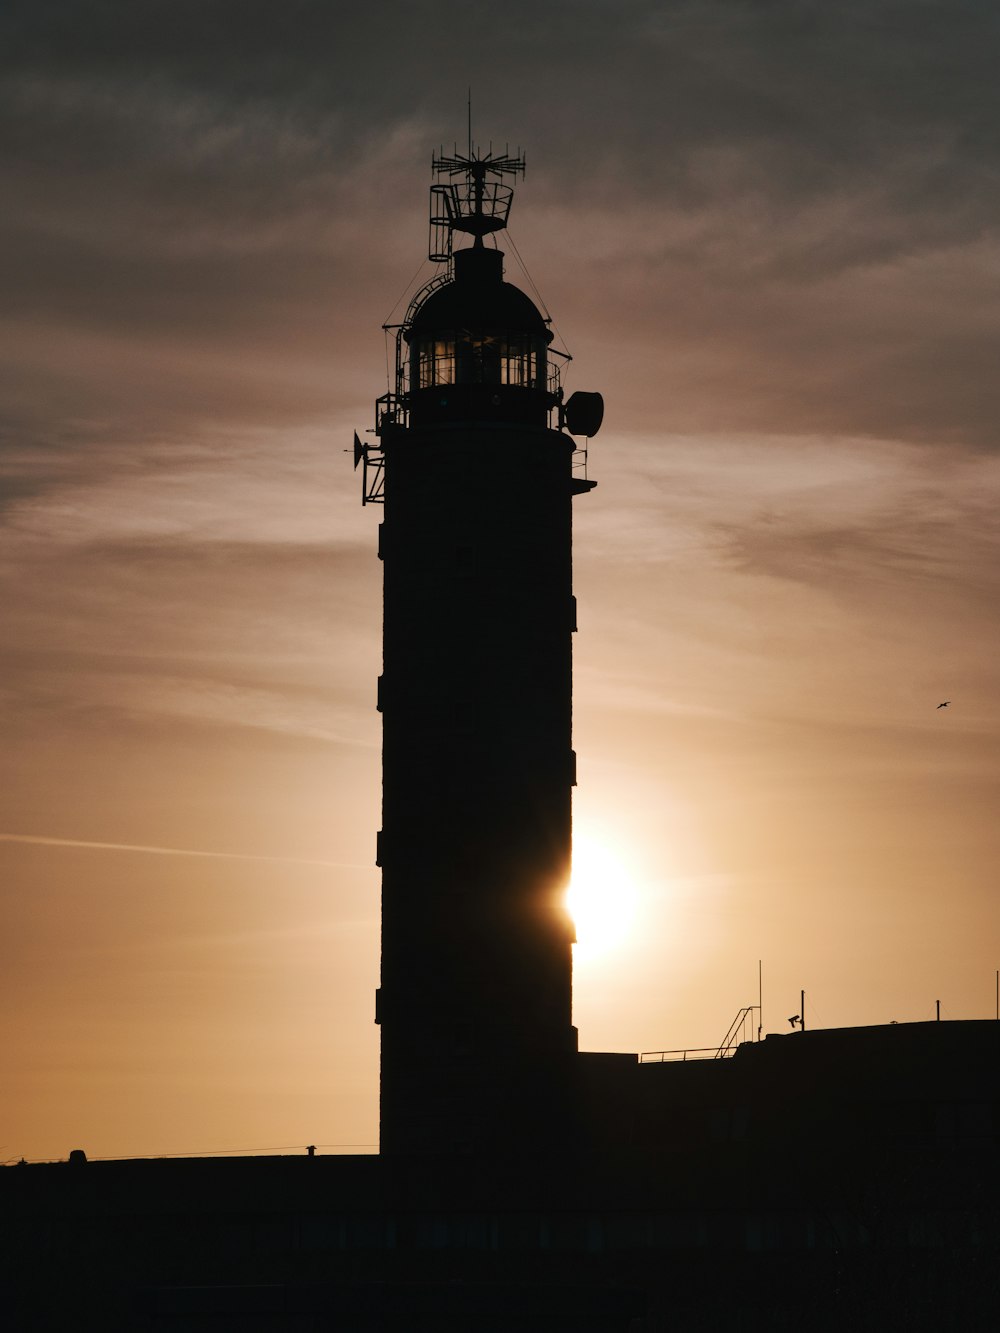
0, 425, 381, 745
0, 831, 367, 868
0, 533, 380, 744
4, 0, 1000, 460
575, 432, 1000, 760
714, 441, 1000, 607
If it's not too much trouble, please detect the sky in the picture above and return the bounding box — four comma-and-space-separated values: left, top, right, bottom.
3, 0, 999, 1162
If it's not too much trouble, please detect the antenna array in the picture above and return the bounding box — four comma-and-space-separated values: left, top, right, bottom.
428, 146, 525, 264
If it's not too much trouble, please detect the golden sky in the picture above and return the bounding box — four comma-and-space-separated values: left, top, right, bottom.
2, 0, 999, 1162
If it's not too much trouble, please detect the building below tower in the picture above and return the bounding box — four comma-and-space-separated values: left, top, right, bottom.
4, 1020, 999, 1330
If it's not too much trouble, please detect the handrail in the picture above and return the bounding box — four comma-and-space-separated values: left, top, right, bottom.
639, 1047, 719, 1064
399, 271, 453, 333
640, 1004, 761, 1065
717, 1005, 759, 1059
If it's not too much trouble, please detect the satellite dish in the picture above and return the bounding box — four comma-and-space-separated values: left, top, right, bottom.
353, 431, 365, 470
564, 391, 604, 438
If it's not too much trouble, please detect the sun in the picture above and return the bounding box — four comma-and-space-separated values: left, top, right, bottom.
566, 835, 638, 960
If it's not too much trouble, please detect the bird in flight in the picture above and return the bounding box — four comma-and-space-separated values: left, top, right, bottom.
937, 701, 950, 709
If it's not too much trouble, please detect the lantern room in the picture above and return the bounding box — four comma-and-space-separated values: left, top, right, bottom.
405, 242, 556, 428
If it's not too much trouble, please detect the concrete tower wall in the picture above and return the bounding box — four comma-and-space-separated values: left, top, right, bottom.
377, 422, 580, 1155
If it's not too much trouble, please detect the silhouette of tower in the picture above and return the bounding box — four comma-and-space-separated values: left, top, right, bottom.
357, 147, 603, 1155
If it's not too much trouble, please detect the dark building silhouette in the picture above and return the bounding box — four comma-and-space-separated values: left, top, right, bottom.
366, 149, 599, 1156
4, 144, 1000, 1332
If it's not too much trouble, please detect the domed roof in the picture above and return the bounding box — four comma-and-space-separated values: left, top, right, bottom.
409, 245, 550, 338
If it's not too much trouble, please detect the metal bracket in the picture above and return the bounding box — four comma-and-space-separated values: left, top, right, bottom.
353, 431, 385, 506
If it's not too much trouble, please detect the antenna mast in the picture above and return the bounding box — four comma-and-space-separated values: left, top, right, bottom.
427, 143, 525, 264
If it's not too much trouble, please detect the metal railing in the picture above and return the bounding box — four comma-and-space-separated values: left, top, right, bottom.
639, 1047, 722, 1064
718, 1005, 759, 1058
640, 1004, 761, 1064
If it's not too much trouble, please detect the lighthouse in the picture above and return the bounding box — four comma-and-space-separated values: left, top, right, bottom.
358, 147, 603, 1155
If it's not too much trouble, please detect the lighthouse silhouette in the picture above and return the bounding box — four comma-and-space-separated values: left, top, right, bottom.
357, 146, 603, 1155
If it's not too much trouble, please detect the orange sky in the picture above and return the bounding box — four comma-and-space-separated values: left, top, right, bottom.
2, 1, 999, 1163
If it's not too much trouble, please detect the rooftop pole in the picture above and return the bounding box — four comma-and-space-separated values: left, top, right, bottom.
758, 959, 762, 1041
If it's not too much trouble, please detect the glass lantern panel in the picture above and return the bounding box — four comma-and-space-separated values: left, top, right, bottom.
416, 337, 456, 389
412, 332, 547, 391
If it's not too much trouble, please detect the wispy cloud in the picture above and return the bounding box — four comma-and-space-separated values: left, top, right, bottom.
0, 831, 369, 869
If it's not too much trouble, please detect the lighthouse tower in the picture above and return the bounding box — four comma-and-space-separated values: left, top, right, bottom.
358, 147, 602, 1156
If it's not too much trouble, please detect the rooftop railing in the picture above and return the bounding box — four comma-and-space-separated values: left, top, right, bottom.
640, 1005, 761, 1064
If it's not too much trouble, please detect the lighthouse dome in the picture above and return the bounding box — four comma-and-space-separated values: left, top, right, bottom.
410, 245, 550, 337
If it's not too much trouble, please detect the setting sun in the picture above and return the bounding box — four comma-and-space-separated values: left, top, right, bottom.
566, 835, 638, 960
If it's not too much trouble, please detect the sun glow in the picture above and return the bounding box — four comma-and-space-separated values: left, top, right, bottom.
566, 835, 638, 960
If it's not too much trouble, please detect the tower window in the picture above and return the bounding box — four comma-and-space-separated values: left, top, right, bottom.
417, 338, 456, 389
412, 331, 546, 392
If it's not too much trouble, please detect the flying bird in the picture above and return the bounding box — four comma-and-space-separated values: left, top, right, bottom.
937, 701, 950, 709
